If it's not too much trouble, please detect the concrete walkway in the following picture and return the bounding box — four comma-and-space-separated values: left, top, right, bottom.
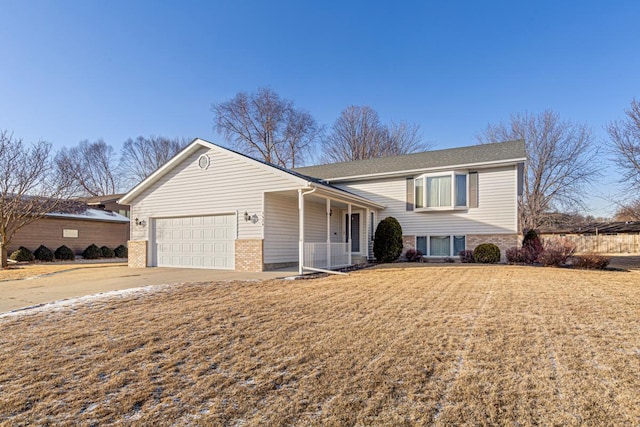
0, 266, 296, 313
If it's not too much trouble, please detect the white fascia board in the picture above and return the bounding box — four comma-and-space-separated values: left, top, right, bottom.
309, 182, 386, 210
119, 138, 309, 204
323, 158, 527, 183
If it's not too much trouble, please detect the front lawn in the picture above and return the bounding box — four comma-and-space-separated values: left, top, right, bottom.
0, 266, 638, 425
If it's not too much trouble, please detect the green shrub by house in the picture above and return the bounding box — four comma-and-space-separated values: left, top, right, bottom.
373, 217, 403, 263
83, 244, 102, 260
10, 246, 35, 262
54, 245, 75, 261
34, 245, 54, 262
473, 243, 501, 264
114, 245, 128, 258
100, 246, 115, 258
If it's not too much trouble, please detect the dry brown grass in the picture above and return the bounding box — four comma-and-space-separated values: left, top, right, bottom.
0, 262, 127, 281
0, 266, 638, 426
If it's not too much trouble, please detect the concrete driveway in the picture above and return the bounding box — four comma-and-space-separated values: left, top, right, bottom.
0, 266, 296, 313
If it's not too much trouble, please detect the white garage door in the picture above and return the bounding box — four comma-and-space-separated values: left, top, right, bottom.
155, 215, 235, 269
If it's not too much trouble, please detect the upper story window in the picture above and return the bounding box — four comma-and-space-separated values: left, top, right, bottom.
415, 172, 468, 211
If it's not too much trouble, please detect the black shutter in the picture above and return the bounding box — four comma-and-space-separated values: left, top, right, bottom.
406, 178, 414, 211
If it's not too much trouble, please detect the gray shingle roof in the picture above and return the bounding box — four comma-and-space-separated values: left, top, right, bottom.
294, 140, 526, 180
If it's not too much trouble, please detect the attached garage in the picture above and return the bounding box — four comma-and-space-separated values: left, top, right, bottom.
154, 214, 236, 269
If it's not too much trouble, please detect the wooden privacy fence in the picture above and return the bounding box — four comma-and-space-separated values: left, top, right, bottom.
541, 233, 640, 254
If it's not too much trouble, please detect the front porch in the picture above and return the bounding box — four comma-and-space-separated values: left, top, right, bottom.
263, 186, 383, 274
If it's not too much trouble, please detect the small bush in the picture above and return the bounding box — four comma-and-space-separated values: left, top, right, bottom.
100, 246, 115, 258
506, 246, 526, 264
373, 217, 403, 263
459, 250, 474, 263
404, 248, 423, 262
522, 229, 544, 264
571, 253, 611, 270
55, 245, 75, 261
537, 239, 576, 267
9, 246, 35, 262
33, 245, 54, 262
83, 244, 102, 260
473, 243, 501, 264
114, 244, 128, 258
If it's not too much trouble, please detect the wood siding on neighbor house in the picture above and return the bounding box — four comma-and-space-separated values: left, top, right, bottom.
338, 165, 518, 237
9, 217, 129, 255
130, 146, 304, 245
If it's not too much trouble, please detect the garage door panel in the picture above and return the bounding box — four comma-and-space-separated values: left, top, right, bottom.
155, 214, 235, 269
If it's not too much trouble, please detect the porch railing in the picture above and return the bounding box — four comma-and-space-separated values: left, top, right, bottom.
304, 242, 350, 269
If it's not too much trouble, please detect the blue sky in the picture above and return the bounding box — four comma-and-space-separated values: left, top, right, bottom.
1, 0, 639, 216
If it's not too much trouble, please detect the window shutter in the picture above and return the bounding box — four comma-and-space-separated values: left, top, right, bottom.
469, 172, 478, 208
406, 178, 414, 211
517, 163, 524, 196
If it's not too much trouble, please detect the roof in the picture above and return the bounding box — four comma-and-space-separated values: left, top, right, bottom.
119, 138, 385, 209
77, 194, 127, 205
542, 221, 640, 235
294, 140, 526, 181
46, 208, 130, 223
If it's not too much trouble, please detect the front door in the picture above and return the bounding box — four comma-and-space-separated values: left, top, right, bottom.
345, 213, 360, 252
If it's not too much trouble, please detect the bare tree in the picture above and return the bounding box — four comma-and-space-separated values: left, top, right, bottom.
212, 88, 320, 168
606, 98, 640, 189
0, 130, 74, 268
478, 110, 599, 232
55, 139, 120, 196
613, 199, 640, 221
120, 136, 190, 186
321, 105, 428, 163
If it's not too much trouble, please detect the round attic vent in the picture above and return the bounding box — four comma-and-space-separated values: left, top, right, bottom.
198, 154, 210, 170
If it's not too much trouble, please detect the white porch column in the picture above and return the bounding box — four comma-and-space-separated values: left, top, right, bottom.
365, 207, 370, 260
347, 203, 352, 266
326, 198, 331, 269
298, 189, 305, 275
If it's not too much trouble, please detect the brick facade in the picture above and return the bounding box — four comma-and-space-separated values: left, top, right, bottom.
128, 240, 148, 268
402, 235, 416, 255
235, 239, 264, 272
467, 234, 519, 261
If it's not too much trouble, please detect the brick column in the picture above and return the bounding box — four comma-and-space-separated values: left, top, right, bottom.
128, 240, 148, 268
235, 239, 264, 272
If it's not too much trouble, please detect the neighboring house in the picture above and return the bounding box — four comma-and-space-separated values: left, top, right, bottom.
9, 201, 130, 256
120, 138, 525, 272
78, 194, 131, 218
540, 222, 640, 254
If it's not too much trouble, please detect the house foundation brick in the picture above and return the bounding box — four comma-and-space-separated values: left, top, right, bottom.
467, 234, 519, 261
402, 235, 416, 255
128, 240, 148, 268
235, 239, 264, 272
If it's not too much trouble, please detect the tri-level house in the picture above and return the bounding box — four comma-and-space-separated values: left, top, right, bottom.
120, 138, 525, 273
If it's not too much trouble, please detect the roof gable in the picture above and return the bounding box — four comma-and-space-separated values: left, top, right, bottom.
119, 138, 311, 204
294, 140, 526, 181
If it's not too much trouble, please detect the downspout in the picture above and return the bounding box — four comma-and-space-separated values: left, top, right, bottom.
298, 187, 317, 275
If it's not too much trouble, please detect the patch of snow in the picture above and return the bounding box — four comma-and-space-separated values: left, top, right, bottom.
46, 208, 130, 223
0, 283, 176, 319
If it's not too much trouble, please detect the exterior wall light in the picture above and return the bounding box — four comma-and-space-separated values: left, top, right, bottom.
135, 218, 147, 227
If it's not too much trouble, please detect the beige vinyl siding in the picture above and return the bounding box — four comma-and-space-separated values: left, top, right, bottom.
263, 193, 298, 264
337, 165, 517, 236
130, 146, 301, 242
263, 194, 350, 264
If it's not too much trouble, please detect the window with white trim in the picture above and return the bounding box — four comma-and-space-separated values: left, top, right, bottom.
414, 172, 468, 211
415, 235, 466, 257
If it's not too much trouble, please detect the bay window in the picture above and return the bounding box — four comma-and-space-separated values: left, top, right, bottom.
415, 171, 468, 211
